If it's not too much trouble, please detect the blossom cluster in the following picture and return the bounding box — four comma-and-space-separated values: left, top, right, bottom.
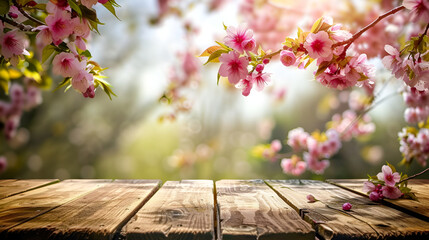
282, 16, 375, 91
363, 164, 412, 201
402, 87, 429, 123
0, 83, 42, 139
327, 110, 375, 141
399, 126, 429, 166
0, 0, 118, 140
282, 128, 341, 175
383, 41, 429, 91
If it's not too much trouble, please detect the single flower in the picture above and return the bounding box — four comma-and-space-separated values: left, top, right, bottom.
219, 51, 249, 85
304, 31, 333, 60
377, 165, 400, 187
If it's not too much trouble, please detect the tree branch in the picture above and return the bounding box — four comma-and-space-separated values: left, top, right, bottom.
333, 5, 405, 51
0, 15, 39, 32
399, 167, 429, 183
12, 0, 45, 26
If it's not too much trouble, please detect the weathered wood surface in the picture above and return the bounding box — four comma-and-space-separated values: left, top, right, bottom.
328, 179, 429, 221
0, 179, 110, 234
123, 180, 215, 240
216, 179, 314, 240
0, 179, 428, 240
2, 179, 161, 240
266, 179, 429, 240
0, 179, 58, 199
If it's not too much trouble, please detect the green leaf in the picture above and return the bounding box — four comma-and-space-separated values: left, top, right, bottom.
215, 41, 230, 50
96, 79, 117, 100
310, 17, 322, 33
200, 46, 222, 57
217, 72, 220, 85
54, 77, 71, 92
42, 45, 56, 64
204, 49, 228, 65
386, 162, 397, 173
0, 0, 11, 15
315, 62, 329, 76
304, 58, 314, 69
68, 0, 82, 17
223, 22, 227, 31
103, 0, 120, 20
80, 50, 92, 58
0, 78, 10, 95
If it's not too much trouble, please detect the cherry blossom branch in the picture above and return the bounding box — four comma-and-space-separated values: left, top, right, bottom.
263, 50, 282, 59
0, 15, 38, 32
399, 167, 429, 183
340, 91, 399, 138
333, 5, 405, 52
12, 0, 45, 26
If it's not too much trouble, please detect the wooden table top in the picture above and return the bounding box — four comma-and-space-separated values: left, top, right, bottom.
0, 179, 428, 240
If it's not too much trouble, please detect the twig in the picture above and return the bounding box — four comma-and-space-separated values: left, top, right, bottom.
12, 0, 45, 26
0, 15, 38, 32
340, 91, 399, 138
333, 5, 405, 52
399, 167, 429, 183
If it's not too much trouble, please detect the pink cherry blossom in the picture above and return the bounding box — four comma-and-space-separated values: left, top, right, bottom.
52, 52, 84, 78
306, 194, 317, 203
81, 0, 98, 8
255, 64, 264, 73
72, 70, 94, 94
376, 165, 400, 187
363, 181, 375, 193
218, 51, 249, 85
342, 202, 352, 211
25, 86, 43, 110
238, 75, 253, 96
73, 18, 91, 39
304, 152, 330, 174
98, 0, 109, 4
287, 127, 310, 152
45, 9, 75, 45
83, 85, 96, 98
304, 31, 333, 60
369, 191, 383, 201
280, 50, 296, 67
281, 155, 307, 176
253, 72, 271, 91
403, 0, 429, 22
224, 25, 256, 53
0, 30, 29, 59
382, 185, 402, 199
0, 156, 7, 173
262, 139, 282, 162
35, 25, 53, 48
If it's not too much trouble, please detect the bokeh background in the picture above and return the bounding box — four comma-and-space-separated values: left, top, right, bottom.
0, 0, 424, 181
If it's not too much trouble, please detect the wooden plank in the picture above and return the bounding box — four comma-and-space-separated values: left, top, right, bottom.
266, 179, 429, 240
216, 179, 314, 240
0, 179, 59, 199
0, 179, 110, 235
328, 179, 429, 221
3, 179, 161, 240
123, 180, 215, 240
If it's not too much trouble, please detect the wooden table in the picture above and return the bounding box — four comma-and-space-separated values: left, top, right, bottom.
0, 179, 428, 240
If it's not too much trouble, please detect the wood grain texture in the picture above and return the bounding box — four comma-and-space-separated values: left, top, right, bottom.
216, 179, 314, 240
266, 179, 429, 240
0, 179, 110, 235
3, 179, 161, 240
328, 179, 429, 221
0, 179, 59, 199
124, 180, 215, 240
